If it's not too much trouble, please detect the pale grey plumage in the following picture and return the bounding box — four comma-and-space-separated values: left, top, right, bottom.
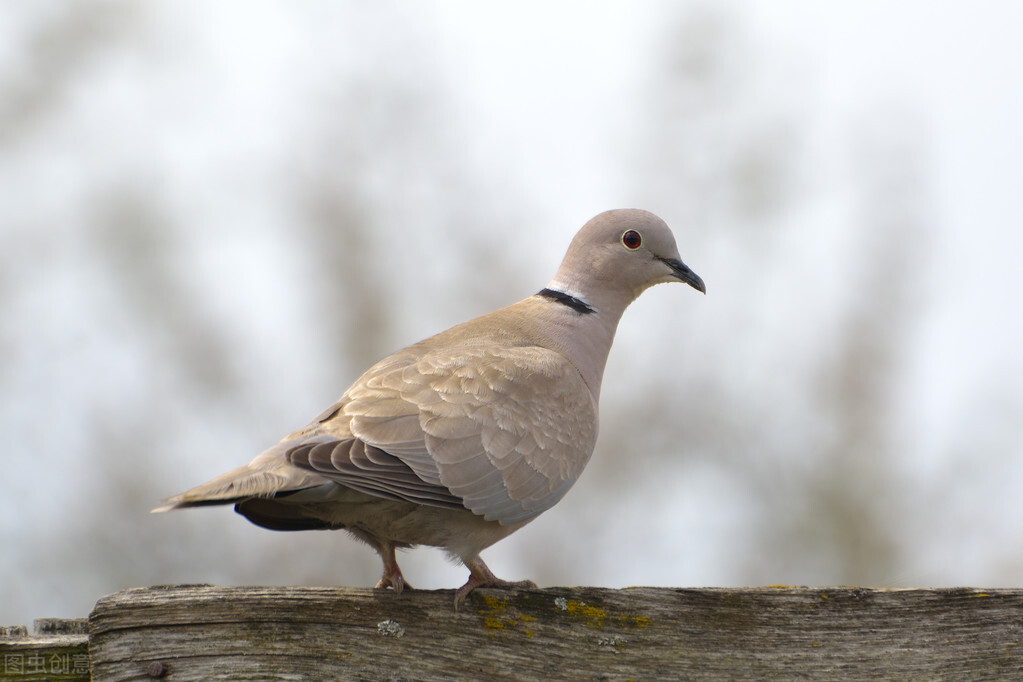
153, 208, 705, 606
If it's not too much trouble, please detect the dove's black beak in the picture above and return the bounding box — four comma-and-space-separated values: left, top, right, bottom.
659, 256, 706, 294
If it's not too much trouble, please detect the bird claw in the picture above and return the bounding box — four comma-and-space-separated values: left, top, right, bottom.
373, 541, 413, 594
374, 570, 412, 594
453, 559, 536, 609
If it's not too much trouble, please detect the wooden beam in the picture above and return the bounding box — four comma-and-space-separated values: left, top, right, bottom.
0, 619, 89, 681
85, 585, 1023, 680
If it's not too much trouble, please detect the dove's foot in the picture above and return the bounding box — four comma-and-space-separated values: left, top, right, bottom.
454, 557, 536, 608
373, 541, 413, 594
374, 571, 412, 594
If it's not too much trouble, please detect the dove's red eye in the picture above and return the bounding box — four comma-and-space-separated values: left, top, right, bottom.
621, 230, 642, 250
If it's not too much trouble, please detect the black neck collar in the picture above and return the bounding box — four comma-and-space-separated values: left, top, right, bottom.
537, 288, 595, 314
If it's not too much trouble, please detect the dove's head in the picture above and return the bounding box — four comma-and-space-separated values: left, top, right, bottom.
547, 209, 705, 313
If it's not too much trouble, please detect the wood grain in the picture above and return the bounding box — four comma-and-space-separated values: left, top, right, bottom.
0, 619, 89, 681
85, 585, 1023, 680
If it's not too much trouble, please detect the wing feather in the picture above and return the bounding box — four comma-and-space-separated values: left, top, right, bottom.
287, 343, 597, 525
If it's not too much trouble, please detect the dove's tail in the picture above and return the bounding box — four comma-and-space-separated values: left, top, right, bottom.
151, 441, 329, 513
150, 463, 296, 513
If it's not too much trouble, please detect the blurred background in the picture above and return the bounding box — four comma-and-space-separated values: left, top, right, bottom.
3, 1, 1022, 626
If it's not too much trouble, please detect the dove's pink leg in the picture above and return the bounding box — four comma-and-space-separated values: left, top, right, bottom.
372, 540, 412, 593
454, 556, 536, 608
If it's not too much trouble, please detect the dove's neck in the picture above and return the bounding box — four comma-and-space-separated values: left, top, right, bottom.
530, 277, 636, 402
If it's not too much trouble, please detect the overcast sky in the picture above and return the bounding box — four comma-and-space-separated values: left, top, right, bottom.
3, 1, 1022, 625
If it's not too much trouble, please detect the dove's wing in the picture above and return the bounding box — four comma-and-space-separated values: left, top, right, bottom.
288, 344, 597, 526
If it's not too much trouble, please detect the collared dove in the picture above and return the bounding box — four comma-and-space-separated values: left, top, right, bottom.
154, 208, 705, 606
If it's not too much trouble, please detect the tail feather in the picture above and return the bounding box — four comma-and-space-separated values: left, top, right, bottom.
150, 464, 293, 512
151, 441, 331, 513
235, 497, 337, 531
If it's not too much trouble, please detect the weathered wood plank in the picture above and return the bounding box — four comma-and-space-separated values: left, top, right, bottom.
0, 619, 90, 681
87, 585, 1023, 680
